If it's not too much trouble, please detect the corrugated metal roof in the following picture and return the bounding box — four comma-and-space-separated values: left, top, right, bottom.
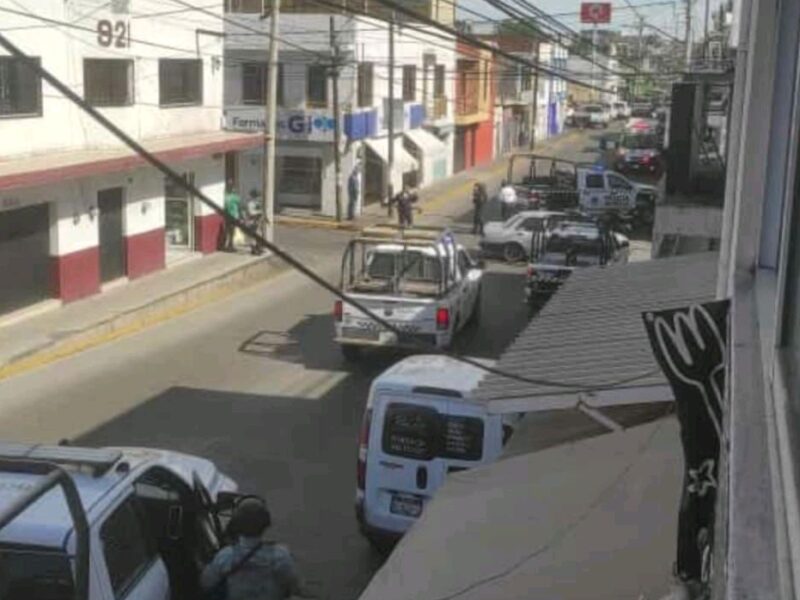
476, 252, 719, 412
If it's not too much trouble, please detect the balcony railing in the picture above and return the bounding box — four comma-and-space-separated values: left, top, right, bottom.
430, 96, 448, 120
456, 95, 479, 116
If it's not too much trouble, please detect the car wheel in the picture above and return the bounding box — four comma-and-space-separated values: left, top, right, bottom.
503, 243, 525, 263
341, 344, 362, 362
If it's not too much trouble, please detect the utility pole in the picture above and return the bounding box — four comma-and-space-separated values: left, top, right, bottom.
262, 0, 280, 243
386, 11, 395, 216
330, 17, 343, 222
703, 0, 711, 61
684, 0, 693, 70
529, 40, 539, 150
591, 24, 597, 101
636, 17, 645, 99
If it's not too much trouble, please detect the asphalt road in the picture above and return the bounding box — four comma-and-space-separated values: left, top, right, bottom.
0, 128, 653, 599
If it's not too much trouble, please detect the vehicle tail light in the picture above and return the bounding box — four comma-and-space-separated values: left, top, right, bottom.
527, 265, 536, 278
642, 155, 652, 164
436, 307, 450, 331
334, 300, 343, 322
357, 409, 372, 491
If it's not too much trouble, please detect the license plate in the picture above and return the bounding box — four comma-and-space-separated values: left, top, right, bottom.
341, 327, 380, 341
390, 493, 423, 517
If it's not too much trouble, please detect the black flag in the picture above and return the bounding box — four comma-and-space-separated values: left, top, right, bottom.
643, 300, 729, 583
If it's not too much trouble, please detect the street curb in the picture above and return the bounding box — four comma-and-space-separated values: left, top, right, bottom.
276, 215, 362, 231
0, 255, 287, 382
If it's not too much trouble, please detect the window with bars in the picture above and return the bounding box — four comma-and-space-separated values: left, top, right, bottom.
0, 56, 41, 117
402, 65, 417, 102
358, 62, 374, 108
307, 64, 328, 107
159, 59, 203, 106
434, 64, 445, 98
84, 59, 133, 107
242, 62, 283, 106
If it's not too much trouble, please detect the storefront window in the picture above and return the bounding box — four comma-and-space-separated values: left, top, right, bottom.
278, 157, 322, 195
164, 174, 194, 249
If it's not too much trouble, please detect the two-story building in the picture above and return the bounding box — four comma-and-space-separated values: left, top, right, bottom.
453, 42, 495, 173
223, 0, 457, 217
0, 0, 259, 317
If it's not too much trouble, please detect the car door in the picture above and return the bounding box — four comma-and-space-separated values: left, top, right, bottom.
580, 172, 608, 212
457, 250, 479, 323
606, 174, 634, 210
96, 493, 170, 600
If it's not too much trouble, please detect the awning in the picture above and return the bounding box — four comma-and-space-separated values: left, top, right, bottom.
403, 128, 447, 158
359, 418, 683, 600
475, 252, 719, 415
364, 136, 419, 173
0, 130, 262, 192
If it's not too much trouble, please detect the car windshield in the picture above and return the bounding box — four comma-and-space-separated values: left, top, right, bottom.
0, 547, 75, 600
621, 134, 659, 149
584, 106, 602, 113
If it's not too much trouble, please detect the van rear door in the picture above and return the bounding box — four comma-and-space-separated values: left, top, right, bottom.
367, 396, 449, 531
364, 392, 489, 534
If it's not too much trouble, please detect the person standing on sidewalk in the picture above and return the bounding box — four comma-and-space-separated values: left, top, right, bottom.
347, 167, 360, 221
472, 182, 487, 235
223, 180, 242, 252
392, 185, 418, 228
499, 180, 518, 221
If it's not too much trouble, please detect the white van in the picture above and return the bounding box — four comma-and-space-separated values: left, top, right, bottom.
355, 355, 521, 547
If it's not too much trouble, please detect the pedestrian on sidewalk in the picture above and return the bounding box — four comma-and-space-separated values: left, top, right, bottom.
499, 180, 518, 221
243, 189, 265, 256
201, 497, 315, 600
472, 182, 487, 235
347, 167, 360, 221
392, 185, 418, 228
223, 180, 242, 252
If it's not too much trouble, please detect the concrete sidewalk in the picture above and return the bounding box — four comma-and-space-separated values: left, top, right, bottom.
0, 249, 285, 382
276, 129, 584, 231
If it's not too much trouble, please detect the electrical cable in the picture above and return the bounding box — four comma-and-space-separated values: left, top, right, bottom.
0, 31, 665, 396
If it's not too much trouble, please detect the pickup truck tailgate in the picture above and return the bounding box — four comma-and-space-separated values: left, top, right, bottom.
338, 294, 438, 344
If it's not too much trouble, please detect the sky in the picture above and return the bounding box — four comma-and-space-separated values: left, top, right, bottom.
457, 0, 708, 42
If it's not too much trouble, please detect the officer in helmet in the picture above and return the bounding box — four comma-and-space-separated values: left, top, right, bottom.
201, 497, 311, 600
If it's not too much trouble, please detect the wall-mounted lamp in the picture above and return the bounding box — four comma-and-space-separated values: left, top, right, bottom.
141, 200, 151, 215
88, 205, 97, 221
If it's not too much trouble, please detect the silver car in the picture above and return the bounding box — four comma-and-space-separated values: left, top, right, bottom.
479, 210, 567, 263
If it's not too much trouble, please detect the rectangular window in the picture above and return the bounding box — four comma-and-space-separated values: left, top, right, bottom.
434, 64, 445, 97
0, 547, 75, 599
0, 56, 42, 117
357, 62, 374, 108
521, 67, 532, 92
585, 174, 605, 188
307, 64, 328, 108
101, 498, 155, 598
225, 0, 262, 12
278, 156, 322, 195
482, 61, 489, 100
159, 59, 202, 106
84, 59, 133, 107
402, 65, 416, 102
241, 62, 282, 106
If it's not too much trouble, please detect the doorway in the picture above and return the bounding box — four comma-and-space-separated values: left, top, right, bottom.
164, 173, 195, 262
0, 204, 50, 314
364, 146, 384, 205
97, 188, 126, 283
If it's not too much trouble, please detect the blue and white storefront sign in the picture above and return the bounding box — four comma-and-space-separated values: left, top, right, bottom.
224, 107, 337, 142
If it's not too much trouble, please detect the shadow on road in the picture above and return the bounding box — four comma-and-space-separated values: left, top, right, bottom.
78, 382, 387, 600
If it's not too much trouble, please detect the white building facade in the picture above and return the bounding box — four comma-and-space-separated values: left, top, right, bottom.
223, 9, 456, 218
0, 0, 259, 315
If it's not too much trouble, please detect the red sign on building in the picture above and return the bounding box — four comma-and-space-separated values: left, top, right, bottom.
580, 2, 612, 23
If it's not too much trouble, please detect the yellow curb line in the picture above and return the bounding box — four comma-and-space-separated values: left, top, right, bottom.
0, 262, 287, 384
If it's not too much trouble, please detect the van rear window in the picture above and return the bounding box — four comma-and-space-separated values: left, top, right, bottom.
382, 403, 484, 461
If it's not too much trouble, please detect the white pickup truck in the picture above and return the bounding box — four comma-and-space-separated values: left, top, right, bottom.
576, 165, 659, 227
334, 225, 483, 359
0, 443, 246, 600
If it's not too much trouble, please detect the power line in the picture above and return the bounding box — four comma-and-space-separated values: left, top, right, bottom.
0, 31, 662, 395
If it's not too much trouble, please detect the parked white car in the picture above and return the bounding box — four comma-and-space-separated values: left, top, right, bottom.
573, 104, 610, 128
334, 225, 483, 358
479, 210, 571, 262
355, 355, 522, 547
613, 101, 631, 119
0, 443, 243, 600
